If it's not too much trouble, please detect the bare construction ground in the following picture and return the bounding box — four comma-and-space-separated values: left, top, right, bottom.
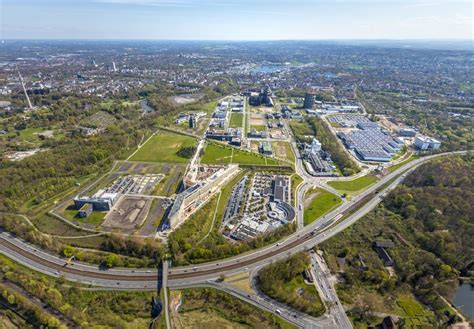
169, 93, 204, 105
138, 198, 168, 236
102, 196, 152, 233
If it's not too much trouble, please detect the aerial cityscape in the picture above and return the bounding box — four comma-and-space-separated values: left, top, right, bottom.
0, 1, 473, 328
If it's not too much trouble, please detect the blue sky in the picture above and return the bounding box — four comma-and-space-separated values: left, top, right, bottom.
1, 0, 472, 40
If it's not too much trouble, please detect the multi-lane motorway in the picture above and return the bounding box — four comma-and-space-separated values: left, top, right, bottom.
0, 150, 468, 328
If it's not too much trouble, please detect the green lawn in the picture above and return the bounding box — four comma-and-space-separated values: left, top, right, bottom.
304, 188, 342, 225
130, 131, 197, 163
327, 175, 378, 195
200, 142, 281, 166
291, 174, 303, 207
251, 124, 266, 132
63, 206, 106, 227
229, 112, 244, 128
387, 155, 419, 173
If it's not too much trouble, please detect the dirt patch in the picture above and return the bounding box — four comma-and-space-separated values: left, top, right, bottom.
273, 142, 287, 158
139, 199, 167, 236
102, 196, 152, 233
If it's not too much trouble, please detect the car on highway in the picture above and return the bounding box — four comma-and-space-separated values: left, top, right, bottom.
275, 309, 282, 315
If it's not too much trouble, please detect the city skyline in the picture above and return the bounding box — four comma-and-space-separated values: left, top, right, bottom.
1, 0, 472, 40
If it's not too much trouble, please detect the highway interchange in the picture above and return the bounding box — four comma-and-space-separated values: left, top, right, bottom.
0, 95, 468, 328
0, 148, 467, 328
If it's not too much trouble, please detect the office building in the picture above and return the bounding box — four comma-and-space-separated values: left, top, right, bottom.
303, 93, 315, 109
415, 135, 441, 150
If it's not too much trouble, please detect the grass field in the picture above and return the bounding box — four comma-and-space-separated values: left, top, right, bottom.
251, 124, 267, 132
304, 188, 342, 225
327, 175, 378, 195
200, 142, 281, 166
130, 131, 197, 163
63, 205, 106, 227
291, 174, 303, 207
387, 154, 419, 173
175, 287, 297, 329
229, 112, 244, 128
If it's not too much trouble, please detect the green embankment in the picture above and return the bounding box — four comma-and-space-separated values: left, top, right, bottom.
327, 175, 378, 195
304, 188, 342, 225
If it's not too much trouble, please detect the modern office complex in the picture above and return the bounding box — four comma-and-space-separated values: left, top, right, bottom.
167, 165, 239, 229
303, 93, 315, 109
415, 135, 441, 150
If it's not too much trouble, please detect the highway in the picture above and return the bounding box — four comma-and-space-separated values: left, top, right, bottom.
309, 250, 351, 329
0, 150, 468, 328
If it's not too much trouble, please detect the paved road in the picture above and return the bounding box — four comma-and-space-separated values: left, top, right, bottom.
309, 250, 351, 329
0, 151, 465, 285
0, 150, 468, 327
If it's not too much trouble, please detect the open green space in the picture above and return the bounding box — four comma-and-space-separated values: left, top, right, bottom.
393, 295, 434, 327
257, 253, 325, 317
175, 287, 296, 329
320, 156, 472, 327
304, 188, 342, 225
251, 124, 266, 132
387, 154, 419, 173
291, 174, 303, 207
63, 205, 106, 227
327, 175, 378, 195
229, 112, 244, 128
200, 142, 282, 166
0, 254, 156, 328
129, 131, 197, 163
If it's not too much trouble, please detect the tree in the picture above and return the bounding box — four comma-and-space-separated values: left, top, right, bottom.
63, 245, 75, 258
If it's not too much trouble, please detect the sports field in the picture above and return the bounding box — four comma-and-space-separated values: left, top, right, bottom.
130, 131, 197, 163
304, 188, 342, 225
327, 175, 377, 195
200, 142, 281, 166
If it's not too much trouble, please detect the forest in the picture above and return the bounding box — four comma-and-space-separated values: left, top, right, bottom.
257, 253, 325, 317
320, 155, 473, 327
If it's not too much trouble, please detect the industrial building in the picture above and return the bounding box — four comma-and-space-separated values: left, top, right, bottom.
415, 135, 441, 150
338, 124, 403, 162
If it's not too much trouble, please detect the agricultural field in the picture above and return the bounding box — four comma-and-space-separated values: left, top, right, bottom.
327, 175, 377, 195
129, 131, 197, 163
304, 188, 342, 225
200, 142, 282, 166
229, 112, 244, 128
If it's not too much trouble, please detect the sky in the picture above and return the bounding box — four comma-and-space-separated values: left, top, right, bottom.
0, 0, 472, 40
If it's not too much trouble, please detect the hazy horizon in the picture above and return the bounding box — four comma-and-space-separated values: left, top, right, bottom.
1, 0, 472, 41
